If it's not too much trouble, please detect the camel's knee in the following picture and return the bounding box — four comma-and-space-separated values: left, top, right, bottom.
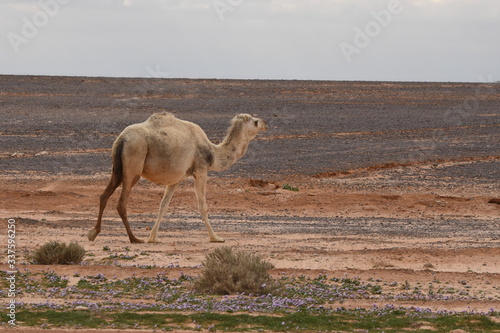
100, 192, 110, 203
197, 202, 208, 215
116, 202, 123, 213
100, 178, 120, 202
99, 193, 110, 210
199, 209, 209, 220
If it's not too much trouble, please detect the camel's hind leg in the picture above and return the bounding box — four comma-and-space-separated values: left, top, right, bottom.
193, 172, 225, 243
88, 172, 122, 241
147, 183, 179, 243
117, 174, 143, 243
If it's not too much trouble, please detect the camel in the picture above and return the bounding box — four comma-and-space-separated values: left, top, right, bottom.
88, 112, 268, 244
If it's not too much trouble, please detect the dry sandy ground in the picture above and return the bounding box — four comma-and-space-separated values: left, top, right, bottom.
0, 76, 499, 331
2, 165, 499, 314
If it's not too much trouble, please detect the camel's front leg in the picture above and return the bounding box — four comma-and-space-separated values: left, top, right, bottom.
194, 173, 225, 243
147, 183, 178, 243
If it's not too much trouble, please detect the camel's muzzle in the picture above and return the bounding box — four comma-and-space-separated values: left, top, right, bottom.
260, 119, 270, 131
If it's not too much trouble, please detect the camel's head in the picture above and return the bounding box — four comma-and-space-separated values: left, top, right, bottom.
233, 114, 269, 140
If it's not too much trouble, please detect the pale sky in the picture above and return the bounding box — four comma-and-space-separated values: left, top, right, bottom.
1, 0, 499, 82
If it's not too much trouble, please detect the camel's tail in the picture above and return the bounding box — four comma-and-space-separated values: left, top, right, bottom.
111, 138, 124, 186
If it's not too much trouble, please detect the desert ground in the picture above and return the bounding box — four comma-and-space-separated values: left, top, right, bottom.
1, 76, 499, 330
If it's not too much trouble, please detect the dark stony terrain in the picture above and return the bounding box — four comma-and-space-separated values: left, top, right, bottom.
1, 76, 499, 178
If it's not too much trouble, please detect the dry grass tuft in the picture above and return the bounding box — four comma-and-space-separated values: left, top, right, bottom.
195, 246, 277, 295
32, 241, 86, 265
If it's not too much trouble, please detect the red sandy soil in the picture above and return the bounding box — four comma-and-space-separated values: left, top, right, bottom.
1, 167, 499, 317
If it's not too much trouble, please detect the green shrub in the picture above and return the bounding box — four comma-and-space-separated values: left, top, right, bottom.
32, 241, 86, 265
195, 246, 277, 295
282, 184, 299, 191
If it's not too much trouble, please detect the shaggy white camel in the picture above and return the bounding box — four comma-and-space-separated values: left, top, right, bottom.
88, 112, 268, 243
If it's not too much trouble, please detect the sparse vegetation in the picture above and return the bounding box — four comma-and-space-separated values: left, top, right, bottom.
195, 246, 278, 295
282, 184, 299, 191
31, 241, 86, 265
424, 262, 435, 269
1, 268, 499, 331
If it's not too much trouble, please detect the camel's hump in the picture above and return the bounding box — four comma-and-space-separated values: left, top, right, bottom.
145, 112, 178, 126
149, 111, 176, 120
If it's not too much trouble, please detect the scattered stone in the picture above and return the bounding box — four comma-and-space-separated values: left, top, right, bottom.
488, 198, 500, 205
75, 306, 88, 311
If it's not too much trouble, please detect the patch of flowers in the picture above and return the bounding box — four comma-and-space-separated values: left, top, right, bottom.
5, 270, 498, 315
14, 300, 499, 318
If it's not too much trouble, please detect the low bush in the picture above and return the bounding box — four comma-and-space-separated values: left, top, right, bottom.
195, 246, 278, 295
32, 241, 86, 265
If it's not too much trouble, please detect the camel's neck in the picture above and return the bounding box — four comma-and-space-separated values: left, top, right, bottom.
210, 131, 250, 172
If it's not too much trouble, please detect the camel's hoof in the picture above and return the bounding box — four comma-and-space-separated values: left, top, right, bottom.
87, 229, 98, 242
147, 238, 160, 243
130, 238, 144, 244
210, 238, 225, 243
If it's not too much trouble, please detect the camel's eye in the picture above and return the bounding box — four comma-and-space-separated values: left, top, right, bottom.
254, 120, 258, 127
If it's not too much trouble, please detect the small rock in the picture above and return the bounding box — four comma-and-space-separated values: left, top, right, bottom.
75, 306, 88, 311
35, 151, 49, 156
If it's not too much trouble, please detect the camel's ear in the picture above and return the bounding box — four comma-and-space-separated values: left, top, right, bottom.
238, 114, 252, 122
